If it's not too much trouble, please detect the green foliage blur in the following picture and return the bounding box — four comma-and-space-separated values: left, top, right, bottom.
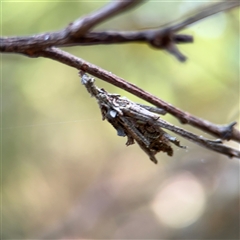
2, 1, 239, 239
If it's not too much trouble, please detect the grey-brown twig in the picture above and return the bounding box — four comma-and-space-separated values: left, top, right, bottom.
69, 0, 146, 37
1, 1, 239, 61
33, 47, 240, 144
80, 72, 240, 162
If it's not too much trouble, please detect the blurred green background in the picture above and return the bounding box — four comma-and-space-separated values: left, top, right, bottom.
1, 1, 239, 239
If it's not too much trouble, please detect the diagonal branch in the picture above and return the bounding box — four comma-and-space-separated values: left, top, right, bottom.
69, 0, 146, 37
140, 114, 240, 159
26, 47, 240, 143
80, 72, 240, 161
169, 1, 240, 32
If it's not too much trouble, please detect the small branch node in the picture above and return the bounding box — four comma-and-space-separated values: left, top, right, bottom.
219, 121, 237, 140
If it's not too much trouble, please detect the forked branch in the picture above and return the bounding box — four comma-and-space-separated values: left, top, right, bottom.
1, 1, 239, 61
1, 0, 239, 160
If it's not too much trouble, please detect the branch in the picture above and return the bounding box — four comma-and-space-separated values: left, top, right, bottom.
69, 0, 146, 37
61, 31, 193, 46
80, 72, 240, 161
169, 1, 240, 32
144, 116, 240, 159
0, 0, 145, 52
1, 1, 239, 61
30, 47, 240, 143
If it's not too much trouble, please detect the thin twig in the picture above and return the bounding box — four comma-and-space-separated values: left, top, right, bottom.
31, 47, 240, 143
69, 0, 146, 37
132, 111, 240, 159
169, 1, 240, 32
80, 72, 240, 160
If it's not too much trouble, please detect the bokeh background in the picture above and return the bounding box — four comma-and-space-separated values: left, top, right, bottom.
2, 1, 239, 239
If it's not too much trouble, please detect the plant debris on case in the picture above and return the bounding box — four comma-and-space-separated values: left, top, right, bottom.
80, 71, 185, 163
